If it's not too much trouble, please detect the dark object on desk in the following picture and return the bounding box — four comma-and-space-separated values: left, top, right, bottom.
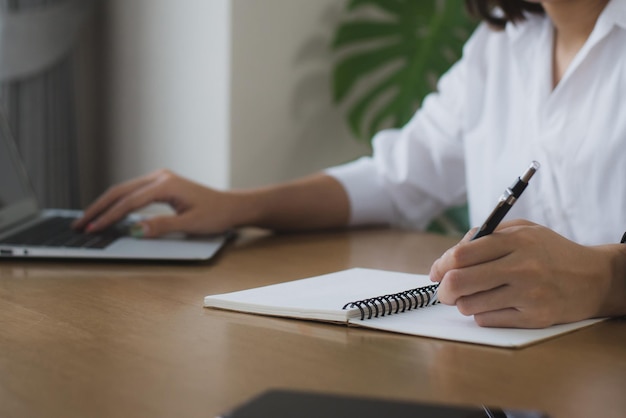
218, 389, 550, 418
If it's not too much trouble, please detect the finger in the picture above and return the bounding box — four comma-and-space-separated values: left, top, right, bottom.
129, 215, 180, 238
435, 260, 513, 305
493, 218, 536, 231
472, 307, 555, 329
460, 226, 479, 242
73, 174, 157, 229
459, 219, 533, 242
86, 179, 169, 232
77, 177, 155, 227
430, 232, 514, 283
472, 308, 525, 328
140, 212, 198, 238
454, 283, 517, 316
449, 272, 558, 328
135, 208, 226, 238
439, 266, 531, 328
452, 284, 532, 328
428, 228, 477, 282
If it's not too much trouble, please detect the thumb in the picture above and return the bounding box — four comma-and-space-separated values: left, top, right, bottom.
129, 215, 183, 238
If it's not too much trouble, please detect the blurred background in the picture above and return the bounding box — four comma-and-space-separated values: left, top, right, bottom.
1, 0, 369, 209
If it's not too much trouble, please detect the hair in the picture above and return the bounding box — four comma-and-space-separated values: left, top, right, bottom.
465, 0, 545, 30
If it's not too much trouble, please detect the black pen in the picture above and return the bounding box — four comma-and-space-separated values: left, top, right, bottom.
472, 161, 540, 240
428, 161, 540, 306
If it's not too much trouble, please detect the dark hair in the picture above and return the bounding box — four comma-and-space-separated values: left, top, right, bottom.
465, 0, 545, 30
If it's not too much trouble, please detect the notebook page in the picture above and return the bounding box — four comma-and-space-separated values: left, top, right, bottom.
349, 302, 604, 348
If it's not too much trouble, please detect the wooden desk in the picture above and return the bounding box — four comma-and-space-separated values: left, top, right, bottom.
1, 228, 625, 418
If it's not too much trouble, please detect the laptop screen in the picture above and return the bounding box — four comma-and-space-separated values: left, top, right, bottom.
0, 112, 39, 230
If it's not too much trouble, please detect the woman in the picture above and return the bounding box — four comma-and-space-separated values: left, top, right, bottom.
75, 0, 626, 328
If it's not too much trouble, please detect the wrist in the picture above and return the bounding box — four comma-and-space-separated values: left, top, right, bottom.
226, 190, 267, 229
616, 243, 626, 314
597, 243, 626, 318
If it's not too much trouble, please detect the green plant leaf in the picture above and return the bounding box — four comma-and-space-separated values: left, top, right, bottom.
331, 0, 476, 235
332, 0, 477, 142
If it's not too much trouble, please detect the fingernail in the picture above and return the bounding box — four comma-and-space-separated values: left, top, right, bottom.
129, 223, 148, 238
86, 222, 97, 233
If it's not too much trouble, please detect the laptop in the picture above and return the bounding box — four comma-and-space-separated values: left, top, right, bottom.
0, 111, 229, 261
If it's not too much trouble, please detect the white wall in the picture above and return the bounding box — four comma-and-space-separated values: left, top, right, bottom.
103, 0, 369, 191
104, 0, 230, 188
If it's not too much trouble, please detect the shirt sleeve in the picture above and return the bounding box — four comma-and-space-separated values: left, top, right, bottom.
326, 27, 487, 229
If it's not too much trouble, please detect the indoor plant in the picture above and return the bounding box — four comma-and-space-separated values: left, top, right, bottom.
331, 0, 477, 234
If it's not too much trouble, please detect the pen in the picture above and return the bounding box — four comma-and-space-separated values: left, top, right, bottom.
471, 161, 540, 240
429, 161, 540, 306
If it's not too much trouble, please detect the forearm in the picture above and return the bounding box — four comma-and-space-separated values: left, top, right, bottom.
229, 173, 351, 231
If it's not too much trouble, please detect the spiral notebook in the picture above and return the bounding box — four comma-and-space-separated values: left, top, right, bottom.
203, 268, 604, 348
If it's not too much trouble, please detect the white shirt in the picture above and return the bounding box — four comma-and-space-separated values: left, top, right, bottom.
326, 0, 626, 246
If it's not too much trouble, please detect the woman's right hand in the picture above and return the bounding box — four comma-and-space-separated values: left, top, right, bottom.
73, 169, 243, 238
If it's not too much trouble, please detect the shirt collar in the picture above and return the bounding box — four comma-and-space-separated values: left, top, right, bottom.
597, 0, 626, 30
585, 0, 626, 49
504, 0, 626, 43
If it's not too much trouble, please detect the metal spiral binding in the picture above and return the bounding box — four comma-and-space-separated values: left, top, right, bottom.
342, 283, 440, 320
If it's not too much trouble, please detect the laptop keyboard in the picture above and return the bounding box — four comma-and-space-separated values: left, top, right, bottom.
1, 216, 125, 249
